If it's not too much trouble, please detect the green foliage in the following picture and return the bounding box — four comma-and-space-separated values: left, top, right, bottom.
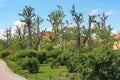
13, 49, 39, 73
47, 48, 62, 60
37, 50, 47, 64
26, 57, 39, 73
50, 58, 59, 69
66, 53, 80, 73
18, 57, 39, 73
0, 50, 12, 58
66, 47, 120, 80
57, 51, 73, 66
46, 49, 62, 69
15, 49, 37, 60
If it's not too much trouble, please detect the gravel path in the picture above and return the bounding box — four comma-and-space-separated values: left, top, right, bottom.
0, 59, 27, 80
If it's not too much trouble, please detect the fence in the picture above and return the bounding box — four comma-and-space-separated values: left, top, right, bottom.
13, 66, 71, 80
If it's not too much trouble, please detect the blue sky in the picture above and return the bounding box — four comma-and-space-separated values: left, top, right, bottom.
0, 0, 120, 32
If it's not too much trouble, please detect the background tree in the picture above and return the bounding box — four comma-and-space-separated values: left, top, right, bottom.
47, 5, 65, 45
13, 25, 27, 50
83, 15, 96, 47
3, 27, 12, 49
33, 15, 44, 50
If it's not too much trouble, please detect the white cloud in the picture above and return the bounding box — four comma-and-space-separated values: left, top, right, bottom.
46, 27, 52, 31
0, 20, 26, 39
12, 20, 26, 34
13, 20, 26, 28
111, 30, 118, 35
0, 0, 4, 7
90, 9, 99, 15
105, 10, 112, 15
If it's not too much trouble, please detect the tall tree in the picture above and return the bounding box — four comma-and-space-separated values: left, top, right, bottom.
47, 5, 65, 43
71, 5, 84, 47
19, 6, 36, 49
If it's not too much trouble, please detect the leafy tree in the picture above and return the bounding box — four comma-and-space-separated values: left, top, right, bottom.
47, 5, 65, 44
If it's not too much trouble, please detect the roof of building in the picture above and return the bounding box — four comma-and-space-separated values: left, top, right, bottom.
114, 33, 120, 39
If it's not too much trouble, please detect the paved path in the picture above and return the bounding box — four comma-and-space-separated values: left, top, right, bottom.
0, 59, 27, 80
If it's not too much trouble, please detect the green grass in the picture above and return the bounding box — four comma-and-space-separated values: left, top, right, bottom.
5, 59, 73, 80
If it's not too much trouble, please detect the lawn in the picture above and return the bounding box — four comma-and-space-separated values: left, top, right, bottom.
6, 59, 73, 80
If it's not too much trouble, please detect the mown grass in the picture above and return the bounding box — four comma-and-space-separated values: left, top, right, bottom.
6, 59, 73, 80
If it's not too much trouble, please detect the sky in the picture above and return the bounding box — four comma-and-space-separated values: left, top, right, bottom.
0, 0, 120, 39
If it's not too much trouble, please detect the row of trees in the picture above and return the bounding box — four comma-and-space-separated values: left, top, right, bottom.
0, 5, 114, 51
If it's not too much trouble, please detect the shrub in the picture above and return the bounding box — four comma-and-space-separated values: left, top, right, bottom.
18, 57, 39, 73
15, 49, 37, 60
0, 50, 12, 58
17, 57, 28, 70
27, 57, 39, 73
66, 47, 120, 80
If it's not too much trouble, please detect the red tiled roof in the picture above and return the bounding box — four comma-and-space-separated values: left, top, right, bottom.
114, 33, 120, 39
42, 33, 50, 40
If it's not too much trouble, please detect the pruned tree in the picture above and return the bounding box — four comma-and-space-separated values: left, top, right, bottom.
71, 5, 84, 47
19, 6, 36, 49
47, 5, 65, 43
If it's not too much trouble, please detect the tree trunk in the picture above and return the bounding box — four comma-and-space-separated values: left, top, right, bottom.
77, 23, 80, 47
83, 16, 91, 46
28, 24, 32, 49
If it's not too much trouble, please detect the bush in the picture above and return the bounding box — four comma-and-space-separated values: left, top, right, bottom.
27, 57, 39, 73
0, 50, 12, 58
15, 49, 37, 60
79, 48, 119, 80
18, 57, 39, 73
14, 49, 39, 73
66, 47, 120, 80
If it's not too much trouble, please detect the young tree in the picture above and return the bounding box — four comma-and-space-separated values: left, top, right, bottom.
71, 5, 84, 47
3, 27, 12, 49
33, 15, 44, 50
19, 6, 36, 49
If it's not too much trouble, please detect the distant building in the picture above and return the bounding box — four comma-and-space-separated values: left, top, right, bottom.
113, 33, 120, 50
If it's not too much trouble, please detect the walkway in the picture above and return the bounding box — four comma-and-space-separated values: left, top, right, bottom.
0, 59, 27, 80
